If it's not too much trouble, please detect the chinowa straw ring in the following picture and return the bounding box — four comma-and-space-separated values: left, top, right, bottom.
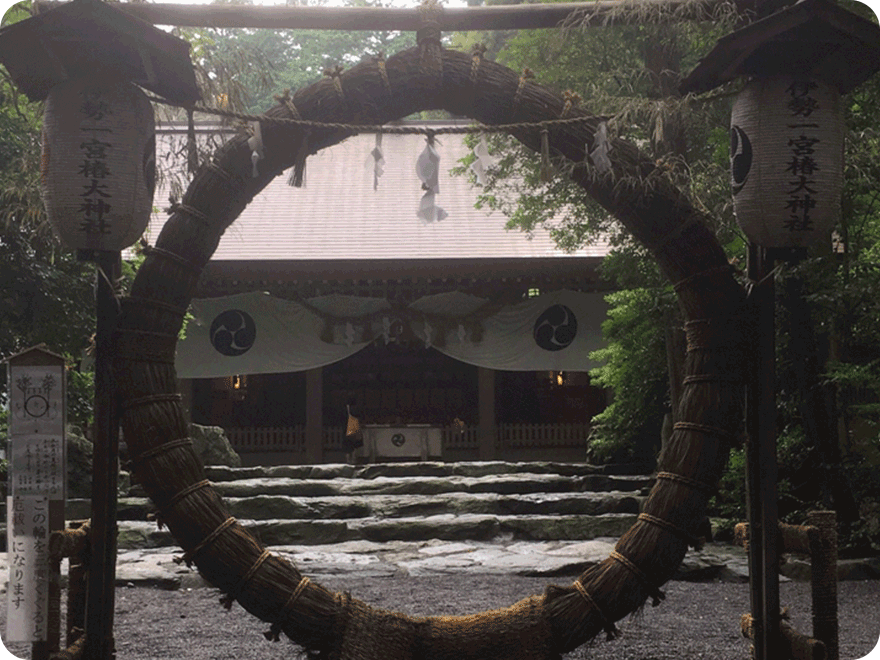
113, 45, 748, 660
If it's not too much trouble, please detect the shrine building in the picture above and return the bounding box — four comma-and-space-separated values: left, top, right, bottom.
145, 120, 615, 465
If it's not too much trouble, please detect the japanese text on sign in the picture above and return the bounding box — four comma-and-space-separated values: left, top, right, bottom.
6, 496, 50, 642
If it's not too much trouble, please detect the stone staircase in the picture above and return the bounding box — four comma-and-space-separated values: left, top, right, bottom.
64, 461, 655, 551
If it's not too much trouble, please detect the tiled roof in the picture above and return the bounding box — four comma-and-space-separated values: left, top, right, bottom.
146, 121, 611, 263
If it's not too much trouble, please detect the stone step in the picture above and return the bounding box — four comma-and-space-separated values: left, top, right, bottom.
115, 512, 641, 549
195, 473, 653, 498
202, 461, 652, 483
67, 490, 644, 523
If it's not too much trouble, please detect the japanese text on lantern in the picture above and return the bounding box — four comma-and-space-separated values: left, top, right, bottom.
78, 87, 114, 236
784, 80, 820, 232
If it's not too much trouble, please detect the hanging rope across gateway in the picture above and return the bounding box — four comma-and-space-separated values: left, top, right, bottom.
112, 44, 749, 660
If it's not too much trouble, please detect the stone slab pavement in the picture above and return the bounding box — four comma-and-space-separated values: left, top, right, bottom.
1, 539, 877, 592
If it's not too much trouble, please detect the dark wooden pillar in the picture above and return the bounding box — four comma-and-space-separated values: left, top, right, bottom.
305, 368, 323, 464
477, 367, 496, 461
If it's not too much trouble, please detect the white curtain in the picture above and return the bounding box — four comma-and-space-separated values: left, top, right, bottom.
415, 290, 608, 372
175, 292, 374, 378
175, 290, 607, 378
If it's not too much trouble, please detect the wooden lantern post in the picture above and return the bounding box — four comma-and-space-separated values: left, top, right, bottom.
681, 2, 880, 659
0, 2, 199, 658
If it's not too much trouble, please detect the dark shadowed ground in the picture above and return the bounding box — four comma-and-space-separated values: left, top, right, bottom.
3, 576, 879, 660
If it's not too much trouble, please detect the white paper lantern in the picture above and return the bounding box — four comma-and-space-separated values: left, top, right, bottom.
41, 78, 155, 252
730, 76, 844, 248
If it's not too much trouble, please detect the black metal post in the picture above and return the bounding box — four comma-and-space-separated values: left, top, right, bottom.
83, 250, 120, 660
745, 243, 781, 660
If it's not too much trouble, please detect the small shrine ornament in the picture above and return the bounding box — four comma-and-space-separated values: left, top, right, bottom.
41, 77, 156, 251
730, 76, 844, 249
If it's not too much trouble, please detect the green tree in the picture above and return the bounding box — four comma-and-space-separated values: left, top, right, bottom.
173, 0, 417, 115
454, 1, 880, 549
454, 4, 745, 464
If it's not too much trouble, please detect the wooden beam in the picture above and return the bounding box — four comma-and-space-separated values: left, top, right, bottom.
34, 0, 720, 31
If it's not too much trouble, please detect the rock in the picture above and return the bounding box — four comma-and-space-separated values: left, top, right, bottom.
66, 496, 152, 521
66, 424, 93, 499
356, 514, 500, 543
66, 424, 131, 499
356, 462, 451, 479
117, 521, 175, 549
213, 478, 339, 498
114, 550, 181, 590
498, 513, 639, 541
674, 553, 726, 581
204, 465, 267, 482
188, 424, 241, 467
838, 557, 880, 581
780, 555, 880, 581
245, 519, 352, 546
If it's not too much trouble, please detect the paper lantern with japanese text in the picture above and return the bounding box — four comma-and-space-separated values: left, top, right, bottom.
730, 76, 844, 248
41, 78, 155, 251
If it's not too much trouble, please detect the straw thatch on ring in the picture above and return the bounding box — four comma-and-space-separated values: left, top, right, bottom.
112, 43, 749, 660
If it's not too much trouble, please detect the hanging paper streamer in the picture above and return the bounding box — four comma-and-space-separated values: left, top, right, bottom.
416, 135, 447, 222
371, 133, 385, 190
469, 136, 494, 186
590, 121, 612, 174
289, 130, 310, 187
248, 121, 265, 178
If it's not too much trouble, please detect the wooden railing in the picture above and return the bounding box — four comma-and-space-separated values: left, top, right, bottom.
226, 426, 306, 454
442, 425, 481, 450
323, 426, 345, 451
227, 423, 589, 454
497, 423, 591, 448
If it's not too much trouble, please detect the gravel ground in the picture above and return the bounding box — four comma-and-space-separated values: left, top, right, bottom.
2, 576, 879, 660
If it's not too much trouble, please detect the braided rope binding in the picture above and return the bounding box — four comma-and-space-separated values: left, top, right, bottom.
264, 576, 312, 641
166, 479, 212, 511
141, 245, 201, 276
177, 517, 238, 568
656, 471, 716, 495
176, 203, 211, 228
572, 579, 619, 641
610, 551, 665, 606
222, 549, 273, 610
128, 438, 193, 471
674, 421, 739, 445
638, 512, 704, 550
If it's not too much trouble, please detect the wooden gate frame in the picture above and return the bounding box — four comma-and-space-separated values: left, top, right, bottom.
112, 43, 749, 658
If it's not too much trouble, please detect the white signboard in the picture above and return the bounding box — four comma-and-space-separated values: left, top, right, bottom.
8, 366, 64, 437
10, 436, 65, 499
6, 357, 66, 644
5, 496, 51, 642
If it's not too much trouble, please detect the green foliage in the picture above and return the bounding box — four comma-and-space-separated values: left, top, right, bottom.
172, 0, 417, 115
587, 286, 668, 463
709, 447, 745, 524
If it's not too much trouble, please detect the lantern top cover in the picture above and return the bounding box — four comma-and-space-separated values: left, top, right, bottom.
680, 0, 880, 95
0, 0, 200, 105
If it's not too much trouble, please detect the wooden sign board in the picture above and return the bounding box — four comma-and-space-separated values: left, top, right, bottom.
5, 346, 66, 646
